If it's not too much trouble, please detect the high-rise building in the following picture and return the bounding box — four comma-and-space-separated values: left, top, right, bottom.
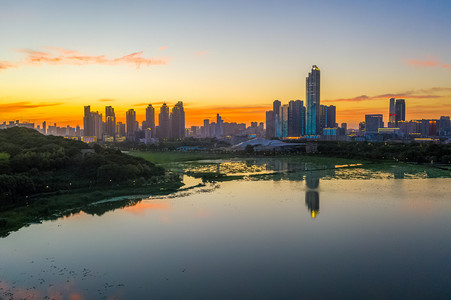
142, 104, 156, 134
116, 122, 126, 137
319, 105, 326, 134
203, 119, 210, 138
273, 100, 282, 138
105, 106, 116, 139
326, 105, 336, 128
281, 104, 289, 137
83, 106, 103, 140
388, 98, 396, 128
158, 103, 170, 139
395, 99, 406, 126
216, 114, 223, 138
42, 121, 46, 135
126, 109, 138, 140
83, 106, 93, 136
306, 65, 320, 135
359, 122, 366, 136
365, 114, 384, 134
170, 101, 185, 139
288, 100, 304, 137
438, 116, 450, 136
265, 111, 275, 139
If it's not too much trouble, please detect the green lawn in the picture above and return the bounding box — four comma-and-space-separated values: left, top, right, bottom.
129, 151, 231, 164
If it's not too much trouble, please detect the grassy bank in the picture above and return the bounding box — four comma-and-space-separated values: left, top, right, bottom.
128, 151, 233, 164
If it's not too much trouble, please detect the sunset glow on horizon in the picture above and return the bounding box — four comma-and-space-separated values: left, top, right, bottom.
1, 0, 450, 128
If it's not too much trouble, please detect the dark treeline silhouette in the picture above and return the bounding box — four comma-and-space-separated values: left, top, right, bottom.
313, 141, 451, 164
0, 127, 167, 205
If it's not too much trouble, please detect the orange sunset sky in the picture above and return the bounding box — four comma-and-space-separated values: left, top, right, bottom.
1, 1, 450, 128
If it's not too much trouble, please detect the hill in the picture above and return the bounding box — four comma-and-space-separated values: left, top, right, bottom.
0, 127, 170, 205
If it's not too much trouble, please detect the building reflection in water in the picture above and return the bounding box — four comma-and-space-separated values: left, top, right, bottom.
394, 168, 405, 179
305, 173, 320, 219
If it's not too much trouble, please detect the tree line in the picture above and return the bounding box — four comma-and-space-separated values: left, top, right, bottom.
0, 127, 168, 205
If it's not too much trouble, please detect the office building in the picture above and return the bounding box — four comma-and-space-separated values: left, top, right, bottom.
273, 100, 282, 138
395, 99, 406, 126
306, 65, 320, 135
365, 114, 384, 134
388, 98, 396, 128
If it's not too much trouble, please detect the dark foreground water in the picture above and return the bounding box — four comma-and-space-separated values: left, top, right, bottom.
1, 160, 450, 299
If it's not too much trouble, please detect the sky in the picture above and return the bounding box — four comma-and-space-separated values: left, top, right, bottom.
0, 0, 450, 128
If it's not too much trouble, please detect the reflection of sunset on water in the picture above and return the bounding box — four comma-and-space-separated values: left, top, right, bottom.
122, 201, 170, 215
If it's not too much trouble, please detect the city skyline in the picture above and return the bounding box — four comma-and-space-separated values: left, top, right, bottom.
1, 1, 450, 128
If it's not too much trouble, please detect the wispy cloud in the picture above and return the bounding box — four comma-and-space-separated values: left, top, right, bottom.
98, 99, 115, 102
407, 57, 451, 69
323, 87, 449, 103
159, 46, 168, 50
0, 61, 17, 70
0, 47, 169, 71
197, 51, 207, 56
0, 101, 62, 112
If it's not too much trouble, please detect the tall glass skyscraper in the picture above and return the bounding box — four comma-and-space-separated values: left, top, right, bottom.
273, 100, 282, 138
388, 98, 396, 127
395, 99, 406, 127
306, 65, 320, 135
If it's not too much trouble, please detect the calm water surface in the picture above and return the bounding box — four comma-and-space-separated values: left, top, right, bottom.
1, 159, 450, 299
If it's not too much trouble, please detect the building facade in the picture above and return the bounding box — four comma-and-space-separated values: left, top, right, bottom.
158, 103, 170, 139
170, 101, 185, 139
306, 65, 320, 135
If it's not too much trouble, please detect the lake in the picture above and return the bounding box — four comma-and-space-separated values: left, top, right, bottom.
1, 158, 450, 299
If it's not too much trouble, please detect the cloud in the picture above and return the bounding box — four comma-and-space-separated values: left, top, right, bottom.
407, 57, 451, 69
418, 87, 451, 93
0, 101, 62, 112
159, 46, 168, 50
0, 47, 168, 71
197, 51, 207, 55
0, 61, 17, 70
323, 88, 449, 103
98, 99, 115, 102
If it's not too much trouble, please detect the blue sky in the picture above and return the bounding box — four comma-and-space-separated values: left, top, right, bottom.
0, 0, 450, 126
